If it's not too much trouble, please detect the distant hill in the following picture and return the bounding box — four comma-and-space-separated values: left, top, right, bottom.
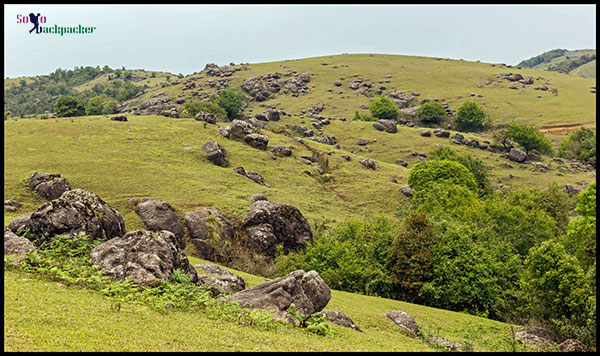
518, 49, 596, 78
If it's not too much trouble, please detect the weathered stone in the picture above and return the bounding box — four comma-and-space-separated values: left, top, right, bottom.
230, 269, 331, 325
508, 148, 528, 163
134, 200, 185, 249
399, 186, 414, 197
184, 208, 234, 260
429, 337, 464, 351
194, 111, 217, 124
7, 213, 32, 233
249, 194, 268, 203
244, 133, 269, 150
26, 189, 126, 246
4, 227, 35, 260
245, 171, 267, 186
434, 130, 450, 138
359, 158, 377, 170
270, 145, 293, 157
558, 339, 586, 352
420, 130, 431, 137
201, 141, 227, 167
378, 119, 397, 133
194, 263, 246, 295
565, 184, 584, 196
28, 171, 61, 190
90, 229, 198, 287
230, 119, 255, 139
372, 122, 385, 131
110, 115, 128, 122
357, 138, 369, 146
241, 200, 312, 257
34, 177, 71, 201
514, 328, 556, 351
395, 158, 408, 167
387, 310, 419, 336
321, 310, 363, 332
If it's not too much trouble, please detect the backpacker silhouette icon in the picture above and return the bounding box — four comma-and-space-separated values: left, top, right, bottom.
29, 13, 41, 34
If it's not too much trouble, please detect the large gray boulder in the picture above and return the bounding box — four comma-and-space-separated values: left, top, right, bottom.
25, 189, 126, 246
194, 263, 246, 296
134, 199, 186, 249
387, 310, 419, 336
90, 229, 198, 287
321, 310, 363, 332
7, 213, 32, 233
241, 200, 312, 257
4, 227, 36, 260
28, 172, 71, 200
28, 171, 61, 190
359, 158, 377, 170
378, 119, 397, 133
184, 208, 235, 260
201, 141, 227, 167
244, 133, 269, 150
508, 148, 528, 163
230, 269, 331, 325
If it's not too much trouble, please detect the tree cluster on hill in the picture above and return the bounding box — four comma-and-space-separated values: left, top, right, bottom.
276, 146, 596, 350
548, 54, 596, 73
517, 49, 567, 68
4, 65, 149, 117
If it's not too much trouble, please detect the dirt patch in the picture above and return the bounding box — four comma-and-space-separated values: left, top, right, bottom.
539, 122, 596, 134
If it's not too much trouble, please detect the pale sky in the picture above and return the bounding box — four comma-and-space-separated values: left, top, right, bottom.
3, 4, 597, 78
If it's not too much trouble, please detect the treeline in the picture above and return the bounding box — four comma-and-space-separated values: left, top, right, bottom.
276, 144, 596, 350
548, 54, 596, 73
518, 49, 567, 68
4, 65, 150, 117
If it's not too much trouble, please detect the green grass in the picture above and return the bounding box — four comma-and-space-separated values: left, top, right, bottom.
570, 59, 596, 78
5, 255, 522, 352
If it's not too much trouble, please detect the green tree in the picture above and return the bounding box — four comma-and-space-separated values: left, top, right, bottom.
86, 95, 105, 115
429, 146, 492, 197
558, 127, 596, 167
369, 97, 398, 120
408, 159, 478, 194
455, 101, 486, 131
123, 71, 132, 80
54, 95, 85, 117
184, 99, 227, 120
386, 211, 435, 303
505, 122, 554, 155
212, 87, 244, 121
101, 98, 119, 115
417, 101, 446, 125
563, 181, 596, 273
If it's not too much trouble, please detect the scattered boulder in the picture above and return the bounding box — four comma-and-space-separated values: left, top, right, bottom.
429, 337, 464, 351
395, 158, 408, 167
241, 200, 312, 257
244, 133, 269, 150
4, 199, 21, 212
558, 339, 586, 352
90, 229, 198, 287
420, 130, 431, 137
270, 145, 293, 157
321, 310, 363, 332
230, 269, 331, 325
248, 194, 268, 203
7, 213, 32, 233
357, 138, 369, 146
230, 119, 255, 139
508, 148, 528, 163
387, 310, 419, 336
514, 328, 556, 351
565, 184, 584, 196
4, 227, 36, 260
434, 130, 450, 138
399, 186, 414, 197
359, 158, 377, 170
194, 263, 246, 295
25, 189, 126, 246
34, 177, 71, 200
194, 111, 217, 124
29, 171, 61, 190
110, 115, 128, 122
372, 122, 385, 132
134, 199, 186, 249
184, 208, 235, 260
217, 125, 231, 138
378, 119, 397, 133
201, 141, 227, 167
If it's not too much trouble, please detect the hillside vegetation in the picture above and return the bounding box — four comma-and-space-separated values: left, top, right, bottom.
518, 48, 596, 78
4, 53, 597, 352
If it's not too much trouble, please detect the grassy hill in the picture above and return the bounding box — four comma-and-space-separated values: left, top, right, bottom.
518, 49, 596, 78
3, 53, 596, 351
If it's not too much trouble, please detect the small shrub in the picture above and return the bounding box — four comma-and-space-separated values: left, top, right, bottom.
369, 97, 398, 120
408, 159, 478, 194
456, 101, 486, 131
184, 99, 227, 121
417, 101, 446, 125
352, 111, 376, 122
505, 122, 554, 155
558, 127, 596, 167
54, 95, 85, 117
211, 87, 245, 120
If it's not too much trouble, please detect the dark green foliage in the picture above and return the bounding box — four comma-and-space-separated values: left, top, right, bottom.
428, 146, 492, 197
408, 159, 478, 194
54, 95, 85, 117
184, 99, 227, 121
86, 94, 119, 115
417, 101, 446, 125
455, 101, 486, 131
211, 87, 245, 120
275, 218, 396, 297
386, 212, 435, 303
517, 49, 567, 68
558, 127, 596, 167
564, 181, 596, 274
505, 122, 554, 155
369, 97, 398, 120
548, 53, 596, 73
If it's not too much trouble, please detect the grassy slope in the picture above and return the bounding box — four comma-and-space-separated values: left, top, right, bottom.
527, 49, 595, 71
570, 59, 596, 78
4, 255, 519, 352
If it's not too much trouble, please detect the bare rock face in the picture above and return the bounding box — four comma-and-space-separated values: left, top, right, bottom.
25, 189, 126, 246
134, 199, 185, 249
387, 310, 419, 336
7, 213, 32, 233
194, 263, 246, 296
230, 269, 331, 325
28, 171, 61, 190
183, 208, 235, 260
4, 227, 36, 260
241, 200, 312, 258
90, 229, 198, 287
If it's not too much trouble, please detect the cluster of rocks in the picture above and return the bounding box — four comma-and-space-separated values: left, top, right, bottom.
217, 119, 270, 150
451, 132, 492, 151
553, 157, 595, 173
133, 96, 179, 117
387, 310, 464, 351
241, 72, 312, 101
5, 199, 22, 212
203, 63, 243, 77
234, 166, 269, 187
28, 171, 71, 201
287, 123, 338, 146
513, 327, 586, 352
372, 119, 397, 133
388, 91, 418, 109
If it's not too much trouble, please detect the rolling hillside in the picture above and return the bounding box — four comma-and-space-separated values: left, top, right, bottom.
518, 48, 596, 78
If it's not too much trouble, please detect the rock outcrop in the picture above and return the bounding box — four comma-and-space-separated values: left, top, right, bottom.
134, 199, 186, 249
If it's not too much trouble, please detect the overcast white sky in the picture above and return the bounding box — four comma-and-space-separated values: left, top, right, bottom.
3, 4, 597, 78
